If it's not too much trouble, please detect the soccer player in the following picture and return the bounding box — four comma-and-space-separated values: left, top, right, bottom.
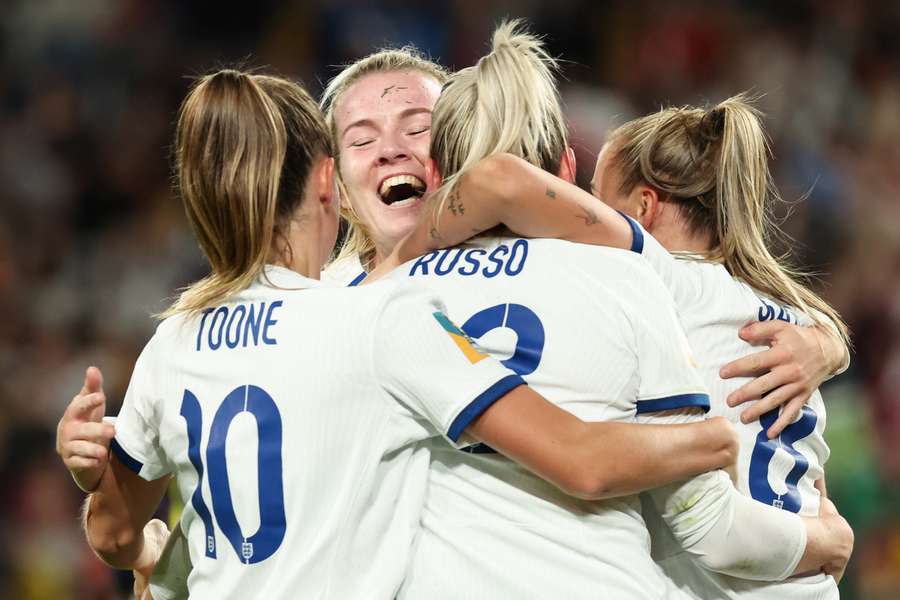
318, 47, 448, 285
391, 87, 851, 598
59, 44, 849, 598
60, 68, 748, 599
369, 20, 852, 599
321, 45, 847, 410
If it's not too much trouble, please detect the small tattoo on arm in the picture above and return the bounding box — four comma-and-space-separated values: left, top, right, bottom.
576, 206, 600, 226
546, 187, 556, 199
447, 191, 465, 216
429, 226, 444, 242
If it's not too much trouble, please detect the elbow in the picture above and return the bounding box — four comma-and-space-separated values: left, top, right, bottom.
468, 153, 527, 206
85, 508, 142, 568
559, 467, 618, 501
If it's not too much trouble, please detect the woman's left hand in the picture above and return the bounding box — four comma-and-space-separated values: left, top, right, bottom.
719, 321, 845, 438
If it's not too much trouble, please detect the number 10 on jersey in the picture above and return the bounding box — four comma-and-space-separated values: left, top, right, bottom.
180, 385, 287, 564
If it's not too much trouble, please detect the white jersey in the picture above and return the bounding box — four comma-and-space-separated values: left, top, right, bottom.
625, 217, 837, 600
390, 237, 727, 599
111, 266, 524, 600
321, 254, 367, 287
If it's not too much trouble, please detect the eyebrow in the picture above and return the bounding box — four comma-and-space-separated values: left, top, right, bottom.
341, 107, 433, 139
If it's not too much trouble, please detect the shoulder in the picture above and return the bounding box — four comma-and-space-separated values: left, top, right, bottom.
321, 254, 366, 286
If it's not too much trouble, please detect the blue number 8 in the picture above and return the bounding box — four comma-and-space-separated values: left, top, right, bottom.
180, 385, 287, 564
748, 405, 817, 513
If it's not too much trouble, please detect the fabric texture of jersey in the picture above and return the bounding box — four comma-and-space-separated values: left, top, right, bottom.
111, 266, 523, 600
392, 237, 717, 600
321, 254, 367, 286
632, 219, 837, 600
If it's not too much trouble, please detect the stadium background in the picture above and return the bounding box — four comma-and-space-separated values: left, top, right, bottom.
2, 1, 898, 598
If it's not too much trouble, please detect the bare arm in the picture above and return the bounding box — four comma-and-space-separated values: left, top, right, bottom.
389, 154, 632, 267
465, 385, 737, 500
84, 455, 170, 569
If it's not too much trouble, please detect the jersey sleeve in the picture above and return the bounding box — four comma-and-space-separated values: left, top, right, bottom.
645, 470, 806, 580
110, 333, 171, 481
619, 264, 710, 414
372, 282, 526, 447
636, 409, 805, 580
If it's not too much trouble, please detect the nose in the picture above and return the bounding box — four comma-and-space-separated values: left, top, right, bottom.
376, 131, 410, 166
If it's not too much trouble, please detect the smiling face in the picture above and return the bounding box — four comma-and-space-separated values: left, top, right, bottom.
333, 70, 442, 261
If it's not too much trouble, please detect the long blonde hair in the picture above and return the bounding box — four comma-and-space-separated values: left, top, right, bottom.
320, 48, 448, 269
164, 69, 332, 317
608, 95, 850, 345
430, 19, 567, 209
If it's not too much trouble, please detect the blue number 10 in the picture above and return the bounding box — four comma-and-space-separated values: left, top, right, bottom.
180, 385, 286, 564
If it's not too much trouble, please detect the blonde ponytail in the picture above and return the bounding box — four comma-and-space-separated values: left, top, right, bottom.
164, 69, 331, 317
609, 95, 849, 346
430, 19, 567, 209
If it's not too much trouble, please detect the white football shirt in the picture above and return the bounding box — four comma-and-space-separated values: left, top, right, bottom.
111, 265, 525, 600
321, 254, 367, 287
624, 216, 837, 600
390, 236, 733, 599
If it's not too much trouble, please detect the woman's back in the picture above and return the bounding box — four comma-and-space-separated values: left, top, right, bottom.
392, 235, 709, 599
113, 267, 520, 599
635, 229, 836, 599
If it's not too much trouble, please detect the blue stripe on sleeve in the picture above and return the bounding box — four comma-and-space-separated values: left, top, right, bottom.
347, 271, 368, 287
110, 438, 145, 474
617, 211, 644, 254
447, 374, 526, 442
635, 393, 710, 414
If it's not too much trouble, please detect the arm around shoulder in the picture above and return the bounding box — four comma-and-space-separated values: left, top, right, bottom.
84, 455, 170, 569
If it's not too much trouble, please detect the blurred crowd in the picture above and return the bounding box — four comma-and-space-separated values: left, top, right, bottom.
1, 1, 898, 598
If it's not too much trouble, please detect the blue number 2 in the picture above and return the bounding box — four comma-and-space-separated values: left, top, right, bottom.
748, 405, 817, 513
180, 385, 286, 564
462, 303, 545, 376
459, 304, 545, 455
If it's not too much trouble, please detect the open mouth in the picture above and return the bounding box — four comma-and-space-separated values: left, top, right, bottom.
378, 175, 426, 206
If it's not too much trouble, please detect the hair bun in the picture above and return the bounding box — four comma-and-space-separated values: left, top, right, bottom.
698, 106, 726, 141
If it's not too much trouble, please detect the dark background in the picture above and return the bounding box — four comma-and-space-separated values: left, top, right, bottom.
2, 1, 898, 598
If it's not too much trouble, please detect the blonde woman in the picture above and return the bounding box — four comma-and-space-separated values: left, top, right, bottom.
318, 47, 448, 284
59, 69, 752, 599
372, 20, 851, 600
393, 89, 851, 597
322, 48, 846, 409
58, 45, 848, 599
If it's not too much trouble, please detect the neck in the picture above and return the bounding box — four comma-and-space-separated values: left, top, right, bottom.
648, 205, 715, 255
270, 220, 323, 279
370, 240, 396, 271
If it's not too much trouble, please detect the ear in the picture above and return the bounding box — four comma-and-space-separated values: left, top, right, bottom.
557, 146, 577, 184
425, 158, 443, 193
636, 185, 661, 230
317, 157, 336, 207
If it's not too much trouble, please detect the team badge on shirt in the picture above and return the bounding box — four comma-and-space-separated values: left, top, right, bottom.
432, 312, 488, 364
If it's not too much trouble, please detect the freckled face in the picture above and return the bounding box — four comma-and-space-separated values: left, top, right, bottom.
333, 70, 442, 259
